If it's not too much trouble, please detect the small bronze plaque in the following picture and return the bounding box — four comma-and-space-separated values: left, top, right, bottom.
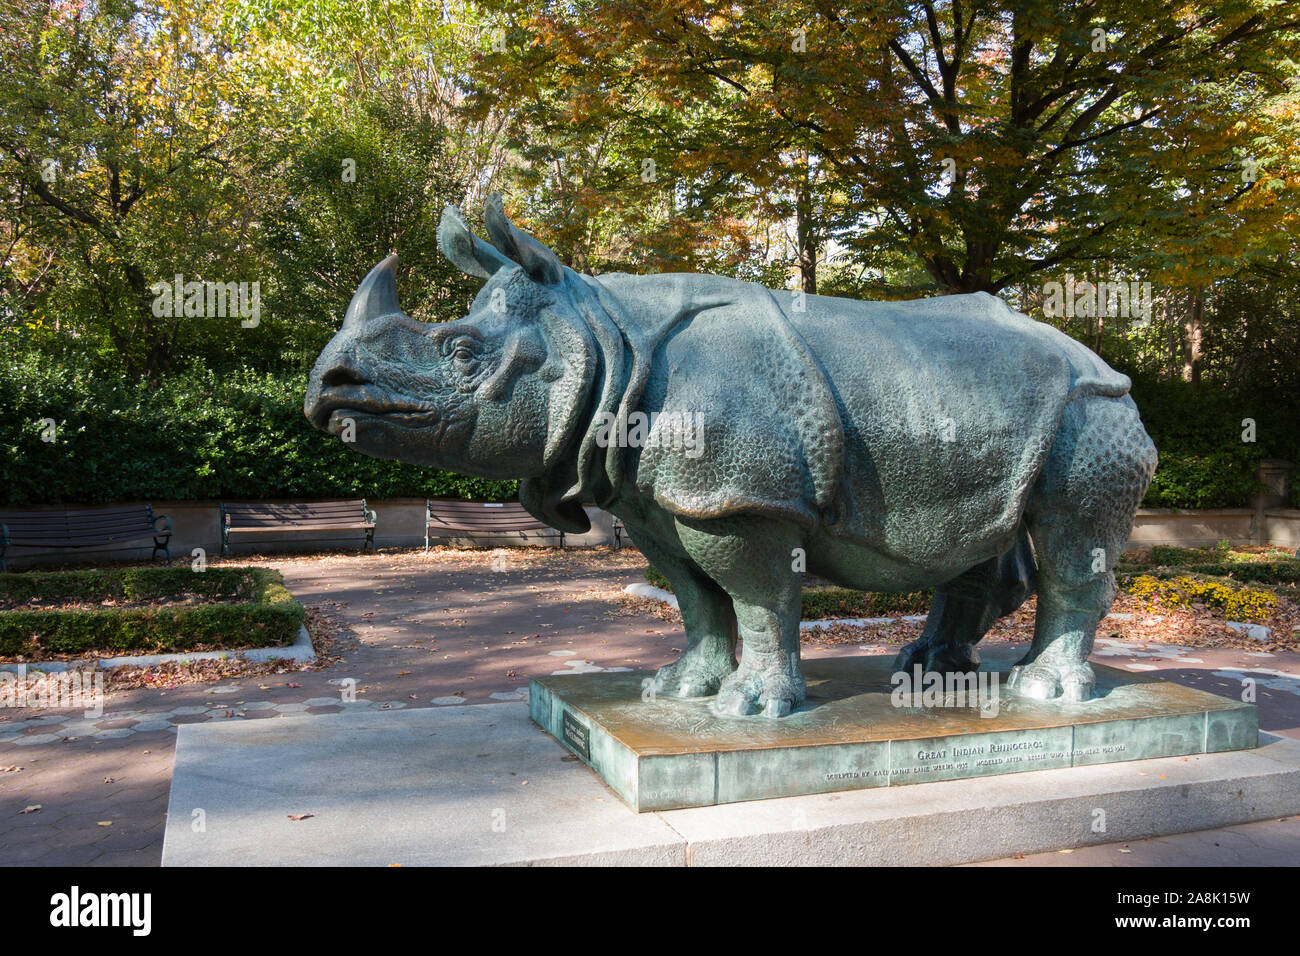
561, 710, 590, 761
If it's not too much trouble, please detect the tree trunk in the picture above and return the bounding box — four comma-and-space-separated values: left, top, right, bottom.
795, 152, 817, 294
1181, 290, 1205, 386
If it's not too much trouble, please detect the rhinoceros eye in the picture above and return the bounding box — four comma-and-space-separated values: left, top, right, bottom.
449, 338, 481, 375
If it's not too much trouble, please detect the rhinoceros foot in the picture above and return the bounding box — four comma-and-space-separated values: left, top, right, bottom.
712, 653, 806, 718
892, 639, 981, 675
653, 654, 735, 699
1007, 660, 1096, 702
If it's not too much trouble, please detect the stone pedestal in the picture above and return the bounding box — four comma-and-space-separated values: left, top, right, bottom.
530, 648, 1256, 811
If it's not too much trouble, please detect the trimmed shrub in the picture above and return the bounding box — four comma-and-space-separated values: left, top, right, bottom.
801, 587, 932, 619
1147, 543, 1231, 566
0, 567, 303, 658
643, 567, 932, 620
0, 566, 265, 605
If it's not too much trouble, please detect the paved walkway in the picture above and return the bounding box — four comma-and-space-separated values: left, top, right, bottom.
2, 548, 1298, 866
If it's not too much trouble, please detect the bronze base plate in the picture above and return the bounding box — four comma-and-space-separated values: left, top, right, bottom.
530, 649, 1257, 811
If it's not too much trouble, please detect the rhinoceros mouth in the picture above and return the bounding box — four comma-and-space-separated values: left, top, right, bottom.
310, 384, 440, 433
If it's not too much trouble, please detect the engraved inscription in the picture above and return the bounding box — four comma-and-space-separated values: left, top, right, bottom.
892, 736, 1071, 778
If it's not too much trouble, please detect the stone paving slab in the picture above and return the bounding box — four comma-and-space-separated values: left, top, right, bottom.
162, 703, 684, 866
5, 549, 1300, 866
161, 699, 1300, 866
968, 815, 1300, 866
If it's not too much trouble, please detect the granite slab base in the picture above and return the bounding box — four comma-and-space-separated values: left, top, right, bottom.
530, 649, 1257, 811
160, 697, 1300, 866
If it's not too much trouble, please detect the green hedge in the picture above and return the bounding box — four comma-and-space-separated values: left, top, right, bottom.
0, 566, 264, 605
0, 358, 517, 506
1142, 450, 1266, 510
0, 566, 303, 658
3, 356, 1293, 512
801, 587, 932, 618
643, 567, 932, 619
1127, 373, 1293, 509
1118, 561, 1300, 587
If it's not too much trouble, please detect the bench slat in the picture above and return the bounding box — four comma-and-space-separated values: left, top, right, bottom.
226, 524, 373, 534
54, 517, 158, 531
428, 520, 552, 532
1, 508, 150, 519
222, 504, 366, 512
226, 514, 369, 524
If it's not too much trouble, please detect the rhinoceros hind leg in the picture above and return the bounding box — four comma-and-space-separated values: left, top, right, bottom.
1010, 396, 1156, 702
673, 515, 806, 718
892, 593, 984, 675
894, 525, 1035, 675
630, 521, 739, 699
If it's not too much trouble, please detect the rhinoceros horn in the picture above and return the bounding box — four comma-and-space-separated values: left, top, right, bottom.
342, 253, 403, 329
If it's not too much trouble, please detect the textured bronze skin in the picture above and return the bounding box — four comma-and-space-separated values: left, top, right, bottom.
306, 195, 1157, 718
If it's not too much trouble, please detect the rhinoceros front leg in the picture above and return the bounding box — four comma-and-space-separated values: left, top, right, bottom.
674, 515, 805, 718
633, 529, 738, 698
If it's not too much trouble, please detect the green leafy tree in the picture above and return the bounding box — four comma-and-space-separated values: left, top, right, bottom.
483, 0, 1300, 295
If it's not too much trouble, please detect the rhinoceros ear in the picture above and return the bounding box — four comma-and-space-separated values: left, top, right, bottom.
437, 204, 514, 279
484, 193, 564, 286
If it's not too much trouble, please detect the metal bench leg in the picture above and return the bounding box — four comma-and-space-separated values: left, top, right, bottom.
152, 536, 172, 564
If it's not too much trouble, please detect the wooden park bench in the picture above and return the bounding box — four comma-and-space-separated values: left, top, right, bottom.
220, 500, 376, 557
425, 499, 565, 551
0, 505, 173, 571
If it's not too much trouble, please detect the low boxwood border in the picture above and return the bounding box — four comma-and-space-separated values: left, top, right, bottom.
0, 566, 304, 658
1117, 561, 1300, 586
644, 566, 932, 619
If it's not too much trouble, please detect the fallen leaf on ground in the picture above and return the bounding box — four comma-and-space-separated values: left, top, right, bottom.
20, 805, 41, 814
97, 821, 112, 827
288, 813, 314, 821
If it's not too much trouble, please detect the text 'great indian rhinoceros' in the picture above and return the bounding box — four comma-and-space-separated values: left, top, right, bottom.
304, 195, 1157, 718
